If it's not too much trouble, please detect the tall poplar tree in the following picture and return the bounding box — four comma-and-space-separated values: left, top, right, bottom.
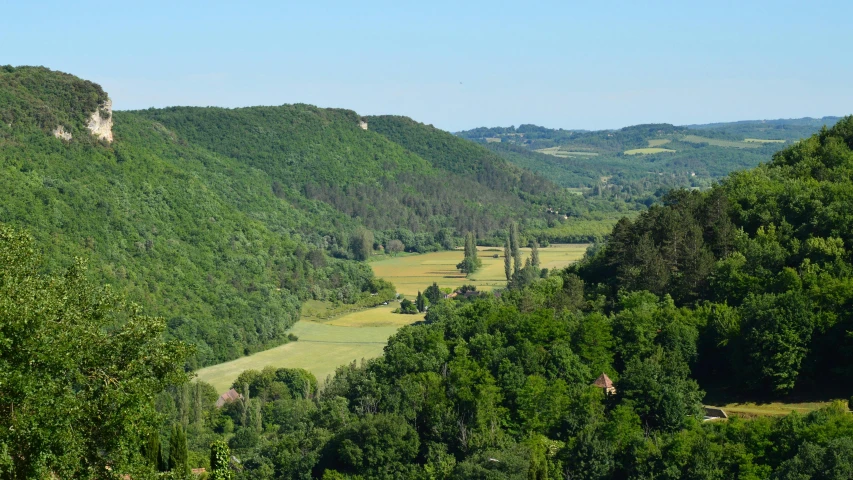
416, 291, 426, 313
457, 232, 482, 275
531, 240, 540, 267
510, 222, 521, 274
504, 237, 512, 281
168, 424, 190, 476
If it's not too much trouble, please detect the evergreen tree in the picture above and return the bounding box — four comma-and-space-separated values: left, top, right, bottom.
168, 424, 190, 476
504, 237, 512, 281
456, 232, 482, 275
469, 232, 479, 265
142, 433, 165, 472
530, 240, 540, 267
510, 222, 521, 274
239, 383, 250, 427
416, 291, 426, 313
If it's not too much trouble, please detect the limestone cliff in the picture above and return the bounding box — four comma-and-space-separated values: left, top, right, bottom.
87, 98, 113, 143
52, 125, 72, 140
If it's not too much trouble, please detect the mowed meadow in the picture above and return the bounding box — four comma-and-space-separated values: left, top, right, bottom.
371, 244, 589, 296
196, 244, 588, 392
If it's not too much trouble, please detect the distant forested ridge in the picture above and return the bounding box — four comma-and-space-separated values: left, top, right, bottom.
457, 117, 841, 204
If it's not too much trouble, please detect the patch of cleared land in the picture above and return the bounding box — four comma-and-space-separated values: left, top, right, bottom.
647, 139, 672, 147
534, 147, 599, 158
624, 147, 677, 155
197, 245, 587, 392
371, 244, 588, 296
711, 400, 844, 418
744, 138, 785, 143
325, 303, 419, 327
681, 135, 761, 148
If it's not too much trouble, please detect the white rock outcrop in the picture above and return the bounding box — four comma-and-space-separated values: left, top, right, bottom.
52, 125, 72, 141
87, 98, 113, 143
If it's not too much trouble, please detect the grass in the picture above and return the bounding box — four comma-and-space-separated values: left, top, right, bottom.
195, 318, 414, 392
711, 400, 844, 418
534, 147, 599, 158
647, 139, 672, 147
624, 147, 677, 155
680, 135, 761, 149
301, 299, 391, 322
371, 244, 588, 296
325, 302, 419, 327
744, 138, 786, 143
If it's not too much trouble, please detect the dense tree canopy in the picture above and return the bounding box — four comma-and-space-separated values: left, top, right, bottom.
151, 271, 853, 479
572, 116, 853, 395
0, 224, 190, 478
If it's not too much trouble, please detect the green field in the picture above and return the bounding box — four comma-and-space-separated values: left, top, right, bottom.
534, 147, 599, 158
371, 244, 588, 296
647, 139, 672, 147
710, 400, 845, 418
195, 317, 413, 392
196, 245, 587, 391
681, 135, 761, 148
744, 138, 786, 143
565, 187, 589, 196
624, 147, 677, 155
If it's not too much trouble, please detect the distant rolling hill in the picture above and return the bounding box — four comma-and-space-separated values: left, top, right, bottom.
457, 117, 841, 201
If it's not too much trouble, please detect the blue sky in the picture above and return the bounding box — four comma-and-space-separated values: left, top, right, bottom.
3, 0, 850, 131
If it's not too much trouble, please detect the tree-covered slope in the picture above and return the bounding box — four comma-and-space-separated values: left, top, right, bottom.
0, 67, 390, 368
1, 66, 612, 368
128, 106, 585, 241
573, 116, 853, 395
367, 115, 555, 197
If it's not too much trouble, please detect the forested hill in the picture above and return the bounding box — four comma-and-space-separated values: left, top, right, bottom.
0, 66, 602, 369
573, 116, 853, 395
458, 118, 840, 203
128, 106, 584, 241
366, 115, 556, 197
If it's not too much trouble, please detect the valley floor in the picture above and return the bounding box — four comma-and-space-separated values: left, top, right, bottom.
371, 244, 588, 296
196, 245, 588, 393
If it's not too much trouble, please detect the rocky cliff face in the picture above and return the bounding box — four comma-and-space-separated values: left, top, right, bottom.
52, 125, 72, 140
87, 98, 113, 143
